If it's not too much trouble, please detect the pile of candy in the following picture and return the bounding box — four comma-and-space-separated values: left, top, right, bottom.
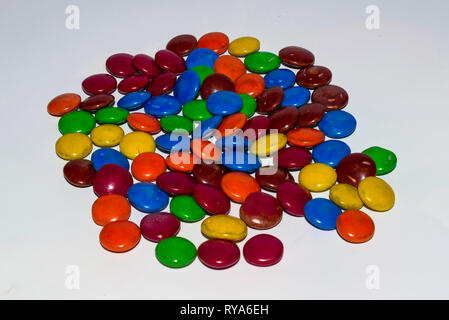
48, 32, 397, 269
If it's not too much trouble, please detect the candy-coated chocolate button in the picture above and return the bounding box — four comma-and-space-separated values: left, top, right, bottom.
90, 124, 124, 147
79, 94, 115, 112
166, 152, 197, 172
228, 36, 260, 57
281, 86, 310, 107
256, 87, 284, 114
304, 198, 342, 230
278, 46, 314, 68
207, 91, 242, 116
329, 183, 363, 210
221, 151, 261, 172
144, 95, 182, 117
140, 212, 180, 242
198, 240, 240, 269
299, 163, 337, 192
118, 75, 149, 94
216, 135, 249, 151
193, 115, 222, 140
58, 110, 96, 135
243, 234, 283, 267
286, 127, 325, 148
93, 164, 133, 197
146, 71, 177, 96
296, 103, 326, 127
221, 172, 261, 203
131, 152, 166, 182
255, 167, 295, 191
170, 195, 205, 222
240, 192, 283, 230
127, 113, 161, 134
312, 140, 351, 168
319, 110, 356, 138
55, 133, 92, 160
242, 115, 270, 140
244, 51, 281, 74
99, 221, 141, 253
182, 100, 213, 121
95, 107, 129, 125
238, 93, 257, 118
186, 48, 219, 69
82, 73, 117, 95
201, 215, 248, 242
213, 55, 246, 82
277, 181, 311, 216
191, 65, 214, 84
336, 210, 375, 243
197, 32, 229, 54
191, 139, 221, 161
216, 113, 247, 137
193, 183, 230, 215
336, 153, 376, 187
154, 49, 186, 74
63, 159, 96, 187
106, 53, 136, 78
166, 34, 197, 56
311, 84, 349, 111
249, 133, 287, 157
156, 171, 196, 196
91, 148, 129, 171
358, 176, 395, 212
155, 133, 191, 153
200, 73, 234, 100
362, 146, 397, 175
47, 93, 81, 116
117, 91, 151, 110
193, 163, 229, 188
277, 147, 312, 170
91, 194, 131, 226
264, 69, 296, 89
155, 237, 197, 268
160, 115, 193, 133
174, 70, 201, 104
127, 182, 169, 213
296, 65, 332, 89
132, 54, 162, 77
119, 131, 156, 159
235, 73, 265, 98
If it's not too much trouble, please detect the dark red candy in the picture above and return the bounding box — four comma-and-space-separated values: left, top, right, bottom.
105, 53, 136, 78
193, 183, 230, 215
198, 239, 240, 269
63, 159, 96, 187
156, 171, 196, 195
93, 164, 133, 197
242, 116, 270, 140
277, 147, 312, 170
166, 34, 197, 56
311, 85, 349, 111
296, 103, 326, 127
256, 87, 284, 114
336, 153, 377, 187
140, 212, 180, 242
118, 75, 149, 94
243, 234, 283, 267
278, 46, 315, 68
296, 65, 332, 89
200, 73, 234, 100
132, 54, 162, 78
268, 106, 298, 133
79, 94, 115, 112
154, 49, 186, 74
240, 192, 282, 230
147, 72, 177, 96
277, 181, 311, 216
192, 163, 229, 189
82, 74, 117, 96
255, 167, 295, 192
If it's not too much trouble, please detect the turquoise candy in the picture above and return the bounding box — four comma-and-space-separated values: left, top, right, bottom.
117, 91, 151, 110
192, 115, 222, 139
155, 133, 191, 153
221, 151, 261, 172
206, 91, 243, 116
91, 148, 129, 171
281, 86, 310, 107
319, 110, 357, 139
264, 69, 296, 89
304, 198, 342, 230
174, 70, 201, 104
244, 51, 281, 73
186, 48, 219, 69
144, 95, 182, 117
127, 182, 169, 213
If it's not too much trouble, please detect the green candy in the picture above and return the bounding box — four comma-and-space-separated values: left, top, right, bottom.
95, 107, 129, 125
244, 51, 281, 74
155, 237, 197, 268
238, 93, 257, 118
170, 195, 206, 222
362, 146, 397, 175
58, 110, 96, 135
160, 115, 194, 133
191, 65, 214, 84
182, 100, 213, 121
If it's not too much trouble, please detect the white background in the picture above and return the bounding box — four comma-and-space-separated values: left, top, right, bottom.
1, 0, 448, 299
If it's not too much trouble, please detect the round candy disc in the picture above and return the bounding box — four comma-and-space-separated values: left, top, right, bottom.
243, 234, 283, 267
281, 86, 310, 107
106, 53, 136, 78
312, 140, 351, 168
58, 110, 96, 135
336, 210, 375, 243
193, 183, 230, 215
198, 240, 240, 269
127, 182, 169, 213
90, 148, 129, 171
264, 69, 296, 89
55, 133, 92, 160
140, 212, 180, 242
47, 93, 81, 116
361, 146, 397, 175
79, 94, 115, 112
221, 172, 261, 203
90, 124, 124, 147
319, 110, 356, 138
166, 34, 197, 56
155, 237, 197, 268
170, 195, 206, 222
131, 152, 166, 182
357, 176, 395, 212
99, 220, 141, 253
244, 51, 281, 74
276, 181, 311, 216
240, 192, 282, 230
299, 163, 337, 192
156, 171, 196, 196
186, 48, 219, 69
117, 91, 151, 110
92, 163, 133, 197
63, 159, 96, 187
92, 194, 131, 226
336, 153, 376, 187
119, 131, 156, 159
82, 73, 117, 95
278, 46, 314, 68
144, 95, 182, 117
311, 84, 348, 111
174, 69, 201, 104
304, 198, 342, 230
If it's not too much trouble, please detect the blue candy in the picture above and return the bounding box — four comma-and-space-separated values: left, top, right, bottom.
221, 151, 261, 172
281, 86, 310, 107
318, 110, 356, 138
117, 91, 151, 110
264, 69, 296, 89
192, 115, 222, 139
304, 198, 342, 230
174, 70, 201, 104
206, 91, 243, 116
186, 48, 219, 69
90, 148, 129, 171
312, 140, 351, 168
127, 182, 169, 213
216, 135, 249, 150
155, 133, 191, 153
144, 95, 182, 117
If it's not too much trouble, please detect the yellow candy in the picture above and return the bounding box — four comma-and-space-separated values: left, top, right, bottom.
358, 176, 395, 212
228, 36, 260, 57
329, 183, 363, 210
201, 215, 248, 242
55, 133, 92, 160
90, 124, 124, 147
299, 163, 336, 192
119, 131, 155, 159
249, 133, 287, 157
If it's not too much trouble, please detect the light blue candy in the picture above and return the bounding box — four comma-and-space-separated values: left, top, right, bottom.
117, 91, 151, 110
318, 110, 356, 138
144, 95, 182, 117
206, 91, 243, 116
90, 148, 129, 171
221, 151, 261, 172
155, 133, 191, 153
304, 198, 342, 230
128, 183, 169, 213
281, 86, 310, 107
264, 69, 296, 89
192, 115, 222, 139
174, 70, 201, 104
216, 135, 249, 150
186, 48, 219, 69
312, 140, 351, 168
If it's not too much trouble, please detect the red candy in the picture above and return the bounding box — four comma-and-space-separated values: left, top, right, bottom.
82, 74, 117, 96
106, 53, 136, 78
132, 54, 162, 77
118, 75, 149, 94
277, 181, 312, 216
140, 212, 180, 242
146, 72, 176, 96
243, 234, 283, 267
154, 49, 186, 74
156, 171, 196, 196
193, 183, 230, 215
198, 239, 240, 269
93, 163, 133, 197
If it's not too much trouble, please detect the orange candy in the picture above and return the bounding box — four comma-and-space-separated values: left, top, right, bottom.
286, 127, 325, 148
92, 194, 131, 226
166, 152, 199, 172
213, 55, 246, 82
197, 32, 229, 54
47, 93, 81, 116
127, 113, 161, 134
221, 172, 261, 203
336, 210, 375, 243
99, 220, 141, 253
191, 139, 222, 161
131, 152, 167, 181
216, 113, 247, 137
235, 73, 265, 98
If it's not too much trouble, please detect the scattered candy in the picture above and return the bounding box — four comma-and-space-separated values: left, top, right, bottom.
201, 215, 248, 242
99, 220, 141, 252
243, 234, 283, 267
198, 239, 240, 269
155, 236, 197, 268
336, 210, 375, 243
140, 212, 180, 242
92, 194, 131, 226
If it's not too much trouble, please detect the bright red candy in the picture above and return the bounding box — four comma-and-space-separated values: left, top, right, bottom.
93, 164, 133, 197
198, 239, 240, 269
140, 212, 180, 242
243, 234, 283, 267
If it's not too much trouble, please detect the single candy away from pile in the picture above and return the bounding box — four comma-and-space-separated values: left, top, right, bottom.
48, 32, 398, 269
